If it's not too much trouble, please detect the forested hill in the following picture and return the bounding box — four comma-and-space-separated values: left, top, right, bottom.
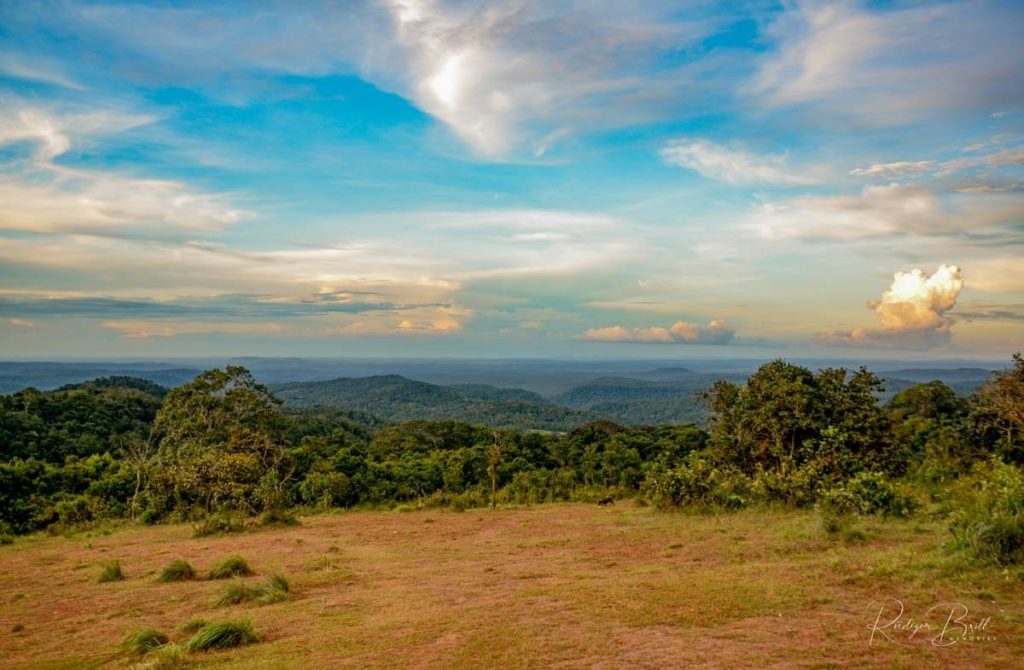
272, 375, 602, 431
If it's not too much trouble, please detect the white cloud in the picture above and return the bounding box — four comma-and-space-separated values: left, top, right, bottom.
817, 264, 964, 348
751, 184, 1024, 240
750, 1, 1024, 124
582, 319, 734, 344
850, 161, 934, 179
661, 138, 814, 185
0, 104, 252, 235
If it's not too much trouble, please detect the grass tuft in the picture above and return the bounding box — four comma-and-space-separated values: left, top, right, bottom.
121, 627, 170, 656
175, 618, 209, 634
208, 555, 252, 580
213, 574, 290, 607
136, 643, 189, 670
183, 618, 258, 652
157, 559, 195, 583
97, 559, 124, 583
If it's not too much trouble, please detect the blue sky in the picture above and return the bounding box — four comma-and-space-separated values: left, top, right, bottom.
0, 0, 1022, 359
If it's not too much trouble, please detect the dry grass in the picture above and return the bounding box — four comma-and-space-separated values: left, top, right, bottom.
1, 504, 1022, 669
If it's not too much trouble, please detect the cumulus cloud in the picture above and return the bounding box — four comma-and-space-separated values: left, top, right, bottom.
661, 138, 815, 185
582, 319, 734, 344
817, 265, 964, 348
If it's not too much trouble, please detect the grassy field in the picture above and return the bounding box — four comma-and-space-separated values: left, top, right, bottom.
1, 504, 1022, 669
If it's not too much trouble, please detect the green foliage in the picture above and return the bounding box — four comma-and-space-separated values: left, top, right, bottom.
150, 366, 291, 518
183, 619, 258, 652
213, 580, 258, 607
97, 559, 124, 583
949, 459, 1024, 565
212, 574, 287, 607
135, 643, 189, 670
121, 628, 169, 655
648, 454, 752, 510
819, 472, 918, 518
157, 559, 195, 583
208, 555, 252, 580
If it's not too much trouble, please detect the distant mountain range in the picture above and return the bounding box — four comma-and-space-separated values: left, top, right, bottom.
0, 360, 1001, 431
272, 375, 603, 431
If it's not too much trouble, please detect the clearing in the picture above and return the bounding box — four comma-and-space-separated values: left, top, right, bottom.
1, 504, 1022, 669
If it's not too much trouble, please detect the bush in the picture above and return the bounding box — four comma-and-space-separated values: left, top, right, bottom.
949, 459, 1024, 565
157, 559, 195, 583
192, 514, 244, 538
121, 628, 170, 655
648, 454, 751, 510
208, 555, 252, 580
213, 580, 257, 607
183, 619, 258, 651
819, 471, 918, 518
750, 464, 821, 508
97, 559, 124, 583
257, 508, 299, 527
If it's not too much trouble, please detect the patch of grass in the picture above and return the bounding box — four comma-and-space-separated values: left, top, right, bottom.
192, 514, 244, 539
208, 555, 252, 580
11, 623, 24, 633
97, 559, 124, 583
175, 618, 209, 634
157, 559, 195, 583
183, 618, 258, 652
121, 627, 170, 656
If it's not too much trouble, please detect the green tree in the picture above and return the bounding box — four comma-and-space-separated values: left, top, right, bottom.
149, 367, 291, 517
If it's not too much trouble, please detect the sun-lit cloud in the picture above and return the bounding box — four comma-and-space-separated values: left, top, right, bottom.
582, 319, 734, 344
817, 265, 964, 348
661, 138, 815, 185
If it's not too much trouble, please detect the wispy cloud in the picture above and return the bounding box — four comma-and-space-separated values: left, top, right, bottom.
661, 138, 815, 185
750, 1, 1024, 124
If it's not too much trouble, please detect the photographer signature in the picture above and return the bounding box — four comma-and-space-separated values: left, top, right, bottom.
868, 598, 995, 646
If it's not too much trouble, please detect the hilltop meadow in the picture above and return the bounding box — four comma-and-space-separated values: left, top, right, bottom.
1, 355, 1022, 668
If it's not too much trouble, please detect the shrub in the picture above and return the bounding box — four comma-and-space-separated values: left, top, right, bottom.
648, 454, 752, 510
949, 459, 1024, 565
192, 514, 244, 538
257, 508, 299, 527
157, 559, 195, 583
819, 471, 918, 518
750, 464, 821, 508
208, 555, 252, 580
97, 559, 124, 583
183, 619, 258, 651
121, 628, 170, 655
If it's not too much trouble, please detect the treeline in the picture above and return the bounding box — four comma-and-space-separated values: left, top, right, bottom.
1, 357, 1022, 563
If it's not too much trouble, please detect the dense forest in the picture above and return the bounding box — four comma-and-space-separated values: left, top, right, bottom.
1, 356, 1022, 564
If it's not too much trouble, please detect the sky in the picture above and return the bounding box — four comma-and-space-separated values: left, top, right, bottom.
0, 0, 1022, 360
